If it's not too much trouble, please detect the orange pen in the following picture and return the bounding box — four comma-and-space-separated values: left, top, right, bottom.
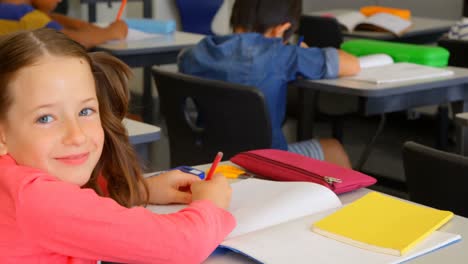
205, 152, 223, 181
116, 0, 127, 21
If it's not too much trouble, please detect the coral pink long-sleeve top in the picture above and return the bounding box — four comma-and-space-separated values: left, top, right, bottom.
0, 154, 236, 264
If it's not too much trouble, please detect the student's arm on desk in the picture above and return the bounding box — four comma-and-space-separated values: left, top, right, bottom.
49, 13, 90, 30
338, 50, 361, 76
57, 18, 128, 48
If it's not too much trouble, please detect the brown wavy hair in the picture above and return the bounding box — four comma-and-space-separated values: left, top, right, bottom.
0, 28, 148, 207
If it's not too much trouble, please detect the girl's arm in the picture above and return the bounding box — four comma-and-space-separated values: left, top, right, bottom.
47, 14, 128, 48
337, 50, 361, 76
49, 13, 90, 30
16, 173, 235, 264
60, 20, 128, 48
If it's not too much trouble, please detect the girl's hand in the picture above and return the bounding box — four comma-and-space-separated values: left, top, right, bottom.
300, 42, 309, 48
145, 170, 201, 205
107, 20, 128, 40
191, 173, 232, 210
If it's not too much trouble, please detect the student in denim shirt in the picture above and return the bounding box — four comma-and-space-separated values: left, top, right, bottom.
178, 0, 360, 168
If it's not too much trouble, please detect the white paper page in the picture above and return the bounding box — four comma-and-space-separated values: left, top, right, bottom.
363, 13, 412, 35
346, 62, 454, 84
147, 178, 342, 239
334, 11, 366, 31
359, 54, 394, 69
221, 211, 461, 264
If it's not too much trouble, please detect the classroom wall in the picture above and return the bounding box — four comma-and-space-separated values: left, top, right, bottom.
67, 0, 180, 24
69, 0, 464, 24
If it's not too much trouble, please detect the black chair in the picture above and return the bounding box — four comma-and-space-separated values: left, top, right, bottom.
298, 15, 343, 48
437, 37, 468, 68
402, 141, 468, 217
152, 67, 272, 167
175, 0, 223, 35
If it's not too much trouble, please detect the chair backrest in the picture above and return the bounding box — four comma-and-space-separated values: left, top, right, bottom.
402, 141, 468, 217
437, 37, 468, 68
298, 15, 343, 48
175, 0, 223, 35
152, 67, 272, 167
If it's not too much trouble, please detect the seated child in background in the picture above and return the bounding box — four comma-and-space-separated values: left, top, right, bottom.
178, 0, 360, 168
0, 0, 127, 48
0, 28, 235, 263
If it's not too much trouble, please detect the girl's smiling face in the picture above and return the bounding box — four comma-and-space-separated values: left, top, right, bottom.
0, 55, 104, 186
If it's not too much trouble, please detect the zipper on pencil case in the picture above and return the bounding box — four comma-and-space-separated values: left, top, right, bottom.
241, 153, 342, 188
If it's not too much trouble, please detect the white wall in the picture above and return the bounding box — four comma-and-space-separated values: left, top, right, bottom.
67, 0, 181, 24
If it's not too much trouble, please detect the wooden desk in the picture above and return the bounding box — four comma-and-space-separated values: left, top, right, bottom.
292, 66, 468, 169
304, 9, 456, 44
96, 32, 205, 122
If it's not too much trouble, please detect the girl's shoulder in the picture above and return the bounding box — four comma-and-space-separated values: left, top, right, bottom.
0, 154, 58, 192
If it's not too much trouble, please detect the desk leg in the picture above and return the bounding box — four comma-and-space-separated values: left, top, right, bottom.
88, 4, 96, 23
452, 101, 468, 155
142, 67, 154, 123
297, 88, 317, 141
435, 104, 449, 150
354, 114, 386, 171
143, 0, 153, 18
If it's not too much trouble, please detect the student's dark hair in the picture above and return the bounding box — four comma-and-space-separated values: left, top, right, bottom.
0, 28, 149, 207
230, 0, 302, 40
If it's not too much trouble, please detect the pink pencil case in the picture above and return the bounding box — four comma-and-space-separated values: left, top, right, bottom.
230, 149, 376, 194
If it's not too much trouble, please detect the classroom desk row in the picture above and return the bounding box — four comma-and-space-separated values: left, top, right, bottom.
189, 162, 468, 264
97, 14, 455, 123
99, 24, 468, 159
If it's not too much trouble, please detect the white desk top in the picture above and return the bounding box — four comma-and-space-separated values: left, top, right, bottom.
123, 118, 160, 145
294, 66, 468, 97
96, 31, 205, 54
193, 162, 468, 264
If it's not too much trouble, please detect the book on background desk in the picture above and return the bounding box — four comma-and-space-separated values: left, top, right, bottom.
148, 178, 460, 264
346, 61, 454, 84
313, 192, 455, 256
95, 22, 166, 43
327, 10, 412, 36
125, 29, 165, 41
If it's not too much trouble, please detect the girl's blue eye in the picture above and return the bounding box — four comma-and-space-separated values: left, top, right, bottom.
37, 115, 54, 124
79, 108, 95, 116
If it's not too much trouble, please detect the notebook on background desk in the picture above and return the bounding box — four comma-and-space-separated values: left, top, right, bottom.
148, 178, 460, 264
346, 62, 454, 84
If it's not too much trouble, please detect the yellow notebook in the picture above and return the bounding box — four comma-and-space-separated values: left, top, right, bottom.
312, 192, 454, 256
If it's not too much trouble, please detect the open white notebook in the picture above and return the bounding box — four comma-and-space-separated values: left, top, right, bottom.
346, 62, 454, 84
332, 11, 412, 36
148, 179, 460, 264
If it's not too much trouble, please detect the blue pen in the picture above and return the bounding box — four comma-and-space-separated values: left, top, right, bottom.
297, 35, 304, 47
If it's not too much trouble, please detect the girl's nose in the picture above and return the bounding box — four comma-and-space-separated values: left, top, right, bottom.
63, 119, 87, 146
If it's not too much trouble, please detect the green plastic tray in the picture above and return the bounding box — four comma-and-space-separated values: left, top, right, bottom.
341, 39, 450, 67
